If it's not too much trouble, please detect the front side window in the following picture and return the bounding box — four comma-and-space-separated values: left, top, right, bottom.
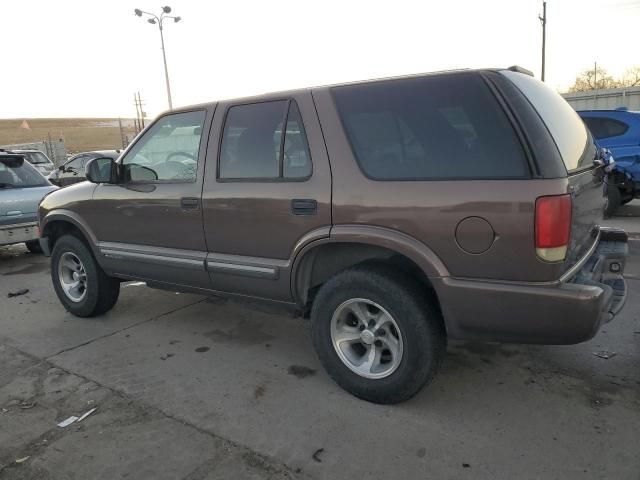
219, 100, 312, 180
122, 110, 206, 182
65, 156, 84, 172
582, 117, 629, 140
332, 73, 528, 180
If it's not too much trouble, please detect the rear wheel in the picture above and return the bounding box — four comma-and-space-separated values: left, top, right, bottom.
311, 263, 446, 404
25, 240, 42, 254
604, 185, 621, 218
51, 234, 120, 317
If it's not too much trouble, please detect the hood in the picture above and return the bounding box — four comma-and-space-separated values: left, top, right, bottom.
0, 185, 58, 216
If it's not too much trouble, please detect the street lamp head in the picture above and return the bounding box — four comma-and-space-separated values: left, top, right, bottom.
174, 16, 181, 23
162, 6, 172, 13
147, 18, 157, 24
134, 8, 143, 16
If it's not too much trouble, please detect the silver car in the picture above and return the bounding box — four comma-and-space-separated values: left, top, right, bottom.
12, 149, 56, 176
0, 152, 57, 252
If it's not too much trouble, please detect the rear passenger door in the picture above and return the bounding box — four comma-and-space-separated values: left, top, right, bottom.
202, 93, 332, 301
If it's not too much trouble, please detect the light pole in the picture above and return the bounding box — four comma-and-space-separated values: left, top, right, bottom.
134, 6, 181, 110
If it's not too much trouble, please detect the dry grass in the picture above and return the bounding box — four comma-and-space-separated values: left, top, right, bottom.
0, 118, 138, 154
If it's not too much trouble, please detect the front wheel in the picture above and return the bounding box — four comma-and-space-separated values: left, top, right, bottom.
311, 263, 446, 404
51, 234, 120, 317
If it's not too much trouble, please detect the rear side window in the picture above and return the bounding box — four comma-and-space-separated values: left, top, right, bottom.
501, 71, 589, 172
219, 100, 312, 180
582, 117, 629, 140
332, 73, 528, 180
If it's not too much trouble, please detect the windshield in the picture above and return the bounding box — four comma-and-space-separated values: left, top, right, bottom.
0, 157, 49, 188
23, 151, 51, 165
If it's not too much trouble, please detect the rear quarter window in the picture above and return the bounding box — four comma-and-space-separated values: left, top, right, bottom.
500, 71, 589, 172
331, 73, 529, 180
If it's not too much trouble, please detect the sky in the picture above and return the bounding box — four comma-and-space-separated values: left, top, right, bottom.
2, 0, 639, 119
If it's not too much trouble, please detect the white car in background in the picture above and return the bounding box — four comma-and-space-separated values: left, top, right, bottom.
12, 149, 56, 176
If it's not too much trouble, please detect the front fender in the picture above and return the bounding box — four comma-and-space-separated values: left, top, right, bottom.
40, 209, 100, 257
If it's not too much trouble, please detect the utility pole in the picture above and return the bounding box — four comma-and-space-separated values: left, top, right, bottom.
133, 93, 141, 134
137, 91, 146, 129
539, 1, 547, 82
118, 117, 126, 149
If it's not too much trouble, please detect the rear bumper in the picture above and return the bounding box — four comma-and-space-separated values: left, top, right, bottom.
434, 227, 628, 345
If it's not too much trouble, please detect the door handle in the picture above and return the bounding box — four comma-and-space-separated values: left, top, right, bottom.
291, 199, 317, 215
181, 197, 200, 209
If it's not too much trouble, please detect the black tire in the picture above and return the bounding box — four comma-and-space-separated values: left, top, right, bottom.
310, 263, 446, 404
621, 195, 633, 205
25, 240, 42, 253
604, 186, 621, 218
51, 234, 120, 317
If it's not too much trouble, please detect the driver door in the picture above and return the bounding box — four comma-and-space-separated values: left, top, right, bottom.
85, 108, 214, 288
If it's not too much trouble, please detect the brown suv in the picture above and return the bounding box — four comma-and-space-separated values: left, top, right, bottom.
38, 67, 628, 404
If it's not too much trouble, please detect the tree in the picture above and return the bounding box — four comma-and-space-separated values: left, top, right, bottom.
621, 66, 640, 87
568, 66, 620, 92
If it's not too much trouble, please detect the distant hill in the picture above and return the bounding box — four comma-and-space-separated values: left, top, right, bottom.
0, 118, 138, 154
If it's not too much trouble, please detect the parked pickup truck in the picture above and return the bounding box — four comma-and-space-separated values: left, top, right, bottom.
38, 67, 628, 404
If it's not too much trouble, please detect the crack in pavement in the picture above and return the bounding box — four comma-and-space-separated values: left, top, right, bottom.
45, 298, 207, 361
2, 341, 304, 480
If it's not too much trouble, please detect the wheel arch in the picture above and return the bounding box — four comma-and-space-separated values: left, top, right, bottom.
291, 225, 448, 313
41, 210, 99, 256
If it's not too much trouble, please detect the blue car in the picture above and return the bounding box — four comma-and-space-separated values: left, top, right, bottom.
578, 109, 640, 216
0, 151, 57, 252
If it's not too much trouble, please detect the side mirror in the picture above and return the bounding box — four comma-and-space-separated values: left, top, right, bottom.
85, 157, 117, 184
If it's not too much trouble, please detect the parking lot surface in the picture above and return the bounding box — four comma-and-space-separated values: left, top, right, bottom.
1, 235, 639, 479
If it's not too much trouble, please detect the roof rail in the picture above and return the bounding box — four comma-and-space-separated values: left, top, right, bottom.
507, 65, 534, 77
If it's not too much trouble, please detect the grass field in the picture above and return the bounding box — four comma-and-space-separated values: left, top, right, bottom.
0, 118, 138, 154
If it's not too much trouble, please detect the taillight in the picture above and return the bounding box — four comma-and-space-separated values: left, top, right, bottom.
535, 194, 572, 262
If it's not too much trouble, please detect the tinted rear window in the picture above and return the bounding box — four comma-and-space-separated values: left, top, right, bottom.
332, 73, 528, 180
0, 156, 48, 188
501, 71, 589, 172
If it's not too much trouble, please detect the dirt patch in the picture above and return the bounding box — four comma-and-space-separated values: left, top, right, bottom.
253, 385, 266, 400
204, 320, 274, 346
287, 366, 316, 379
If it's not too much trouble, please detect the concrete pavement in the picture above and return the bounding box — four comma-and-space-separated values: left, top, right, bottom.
0, 232, 639, 479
